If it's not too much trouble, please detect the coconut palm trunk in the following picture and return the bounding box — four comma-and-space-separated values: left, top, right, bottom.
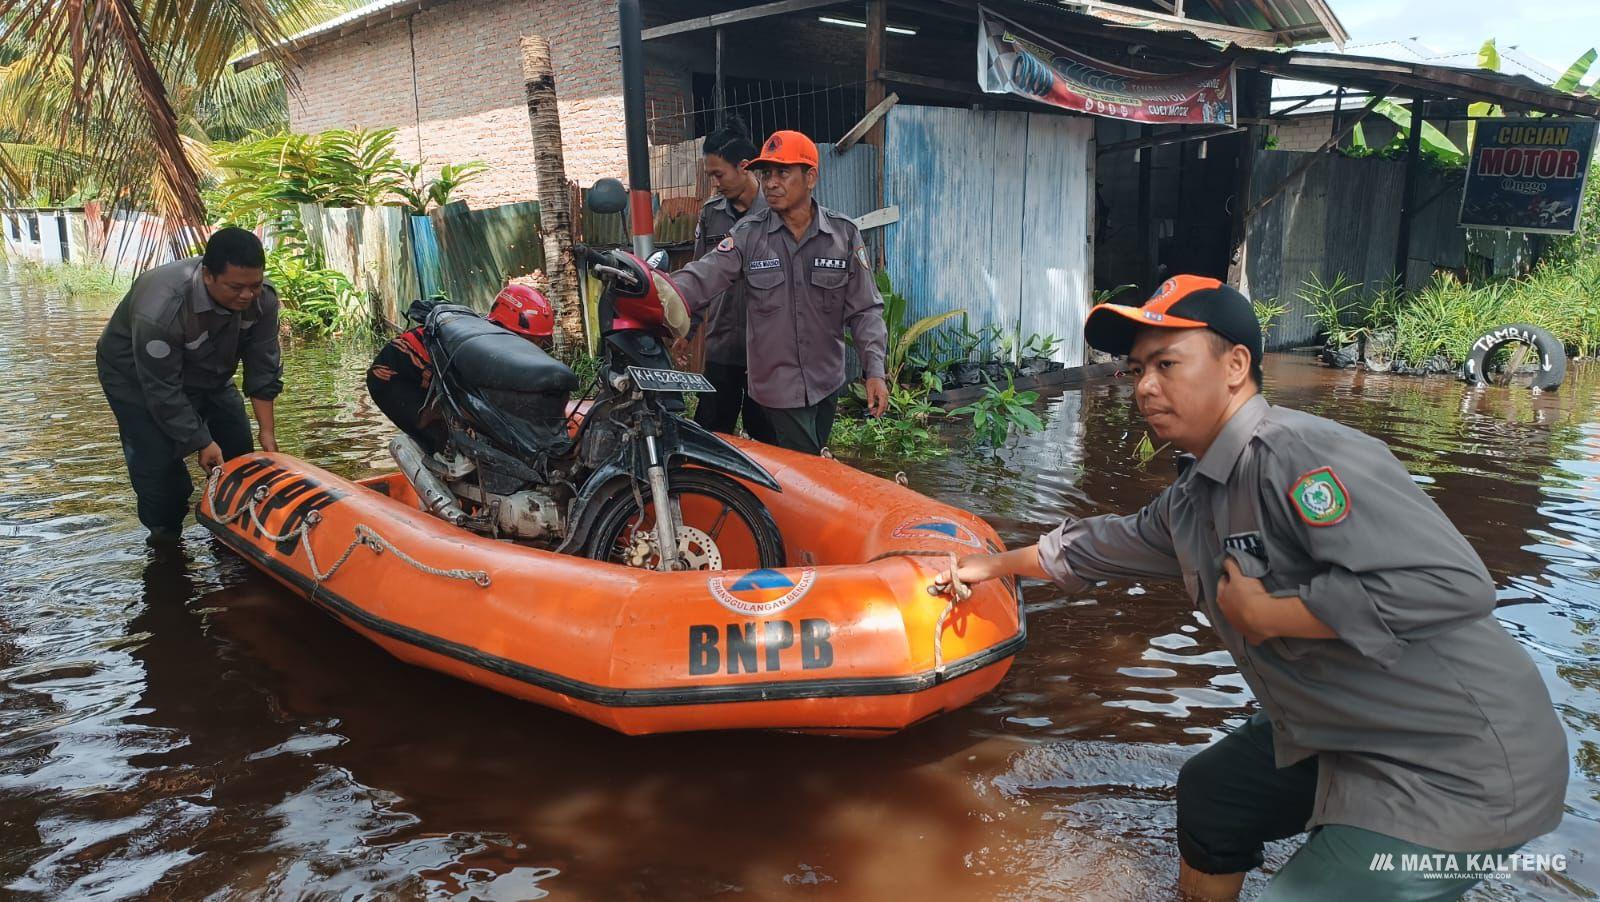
519, 34, 582, 357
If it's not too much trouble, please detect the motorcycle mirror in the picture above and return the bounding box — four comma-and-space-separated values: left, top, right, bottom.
587, 178, 627, 215
646, 250, 668, 270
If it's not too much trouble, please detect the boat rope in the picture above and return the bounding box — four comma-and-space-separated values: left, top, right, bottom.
869, 548, 970, 675
204, 468, 492, 588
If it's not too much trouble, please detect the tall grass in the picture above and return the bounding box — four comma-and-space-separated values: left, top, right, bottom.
1301, 252, 1600, 366
1393, 259, 1600, 363
7, 259, 131, 300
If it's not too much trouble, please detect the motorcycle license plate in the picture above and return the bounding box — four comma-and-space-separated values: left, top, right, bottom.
627, 366, 717, 393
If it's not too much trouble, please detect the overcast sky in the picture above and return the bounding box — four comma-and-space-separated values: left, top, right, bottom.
1329, 0, 1600, 79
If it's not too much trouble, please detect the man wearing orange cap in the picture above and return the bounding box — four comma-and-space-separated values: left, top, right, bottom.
652, 129, 889, 455
935, 276, 1565, 899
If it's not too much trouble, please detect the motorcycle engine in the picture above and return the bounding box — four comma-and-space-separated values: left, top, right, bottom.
450, 481, 565, 541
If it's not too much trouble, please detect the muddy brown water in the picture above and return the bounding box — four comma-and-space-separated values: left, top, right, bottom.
2, 270, 1596, 900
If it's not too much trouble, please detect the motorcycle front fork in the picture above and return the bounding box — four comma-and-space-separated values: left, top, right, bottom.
642, 431, 682, 571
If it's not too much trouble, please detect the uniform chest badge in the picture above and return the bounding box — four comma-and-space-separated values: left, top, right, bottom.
812, 257, 847, 270
1289, 467, 1349, 526
1224, 531, 1267, 560
748, 258, 781, 271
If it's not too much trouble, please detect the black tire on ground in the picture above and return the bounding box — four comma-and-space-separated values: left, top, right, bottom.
1462, 323, 1568, 391
582, 468, 786, 570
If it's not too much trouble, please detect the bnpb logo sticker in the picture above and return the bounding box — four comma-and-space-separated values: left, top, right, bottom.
890, 515, 983, 548
709, 568, 817, 616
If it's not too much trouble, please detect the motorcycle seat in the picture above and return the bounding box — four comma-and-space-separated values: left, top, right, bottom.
433, 310, 579, 394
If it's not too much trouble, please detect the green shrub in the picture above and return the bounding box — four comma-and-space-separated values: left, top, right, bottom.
8, 259, 130, 299
950, 374, 1043, 448
268, 250, 371, 337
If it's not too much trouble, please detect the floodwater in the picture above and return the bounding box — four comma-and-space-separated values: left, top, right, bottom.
2, 267, 1597, 901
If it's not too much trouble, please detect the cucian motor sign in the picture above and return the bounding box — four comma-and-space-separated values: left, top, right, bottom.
1459, 120, 1597, 234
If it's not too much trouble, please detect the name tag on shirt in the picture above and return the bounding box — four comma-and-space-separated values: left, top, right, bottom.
1224, 531, 1267, 560
748, 258, 782, 271
813, 257, 848, 270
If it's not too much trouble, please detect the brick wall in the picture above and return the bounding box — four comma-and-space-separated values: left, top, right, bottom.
287, 0, 629, 207
284, 0, 875, 207
1268, 116, 1336, 152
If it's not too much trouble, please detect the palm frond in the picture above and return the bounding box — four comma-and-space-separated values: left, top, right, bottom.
0, 0, 331, 228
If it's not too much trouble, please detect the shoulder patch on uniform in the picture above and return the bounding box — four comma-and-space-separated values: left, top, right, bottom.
716, 236, 735, 253
144, 339, 172, 359
1288, 466, 1349, 527
855, 245, 870, 270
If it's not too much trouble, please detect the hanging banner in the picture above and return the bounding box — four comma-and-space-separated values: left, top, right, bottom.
977, 6, 1235, 126
1459, 120, 1597, 234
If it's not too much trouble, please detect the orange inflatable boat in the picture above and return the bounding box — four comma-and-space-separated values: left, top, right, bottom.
197, 440, 1025, 736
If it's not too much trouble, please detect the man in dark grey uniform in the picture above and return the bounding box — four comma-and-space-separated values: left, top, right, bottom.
656, 129, 889, 455
97, 228, 282, 543
938, 275, 1566, 900
682, 121, 772, 440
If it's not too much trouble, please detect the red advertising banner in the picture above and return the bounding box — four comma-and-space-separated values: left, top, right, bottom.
978, 6, 1236, 126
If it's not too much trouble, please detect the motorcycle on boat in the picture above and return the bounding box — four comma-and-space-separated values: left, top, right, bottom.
388, 178, 786, 572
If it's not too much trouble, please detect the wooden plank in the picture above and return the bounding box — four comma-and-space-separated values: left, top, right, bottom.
851, 205, 900, 232
877, 69, 981, 98
929, 362, 1122, 406
836, 92, 899, 153
640, 0, 847, 41
1243, 91, 1387, 222
1097, 125, 1242, 155
1069, 0, 1290, 47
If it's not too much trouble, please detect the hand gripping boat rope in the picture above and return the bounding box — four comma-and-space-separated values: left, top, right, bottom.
870, 548, 973, 676
205, 468, 492, 588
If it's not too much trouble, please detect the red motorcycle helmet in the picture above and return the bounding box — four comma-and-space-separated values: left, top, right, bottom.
488, 283, 555, 343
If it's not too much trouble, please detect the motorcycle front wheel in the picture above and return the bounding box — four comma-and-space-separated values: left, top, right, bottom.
582, 468, 786, 571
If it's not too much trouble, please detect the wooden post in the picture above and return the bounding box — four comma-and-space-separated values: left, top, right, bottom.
1137, 125, 1155, 291
1394, 98, 1426, 288
714, 27, 726, 128
519, 35, 582, 357
1226, 70, 1269, 290
865, 0, 887, 212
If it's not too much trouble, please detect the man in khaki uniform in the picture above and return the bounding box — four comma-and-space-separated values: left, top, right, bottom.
938, 276, 1566, 900
657, 129, 889, 455
682, 121, 771, 441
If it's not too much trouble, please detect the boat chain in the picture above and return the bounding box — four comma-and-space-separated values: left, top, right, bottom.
870, 548, 972, 675
204, 469, 492, 588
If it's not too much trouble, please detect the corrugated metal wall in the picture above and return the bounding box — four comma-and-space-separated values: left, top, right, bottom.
1243, 150, 1546, 349
814, 141, 880, 220
884, 105, 1092, 366
1241, 151, 1404, 348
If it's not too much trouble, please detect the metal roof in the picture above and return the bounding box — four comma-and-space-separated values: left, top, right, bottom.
1047, 0, 1346, 48
1269, 41, 1570, 115
1249, 47, 1600, 117
234, 0, 450, 70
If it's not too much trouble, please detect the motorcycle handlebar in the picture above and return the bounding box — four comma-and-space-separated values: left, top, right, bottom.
593, 264, 641, 288
570, 244, 611, 267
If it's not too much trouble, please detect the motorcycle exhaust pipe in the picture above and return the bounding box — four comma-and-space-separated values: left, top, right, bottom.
389, 435, 469, 526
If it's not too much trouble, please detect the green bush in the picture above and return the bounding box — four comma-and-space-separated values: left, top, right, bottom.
8, 259, 130, 299
950, 375, 1043, 448
1389, 263, 1600, 364
267, 250, 371, 337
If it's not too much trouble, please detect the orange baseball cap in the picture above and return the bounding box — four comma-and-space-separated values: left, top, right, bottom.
744, 130, 820, 169
1084, 274, 1263, 365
